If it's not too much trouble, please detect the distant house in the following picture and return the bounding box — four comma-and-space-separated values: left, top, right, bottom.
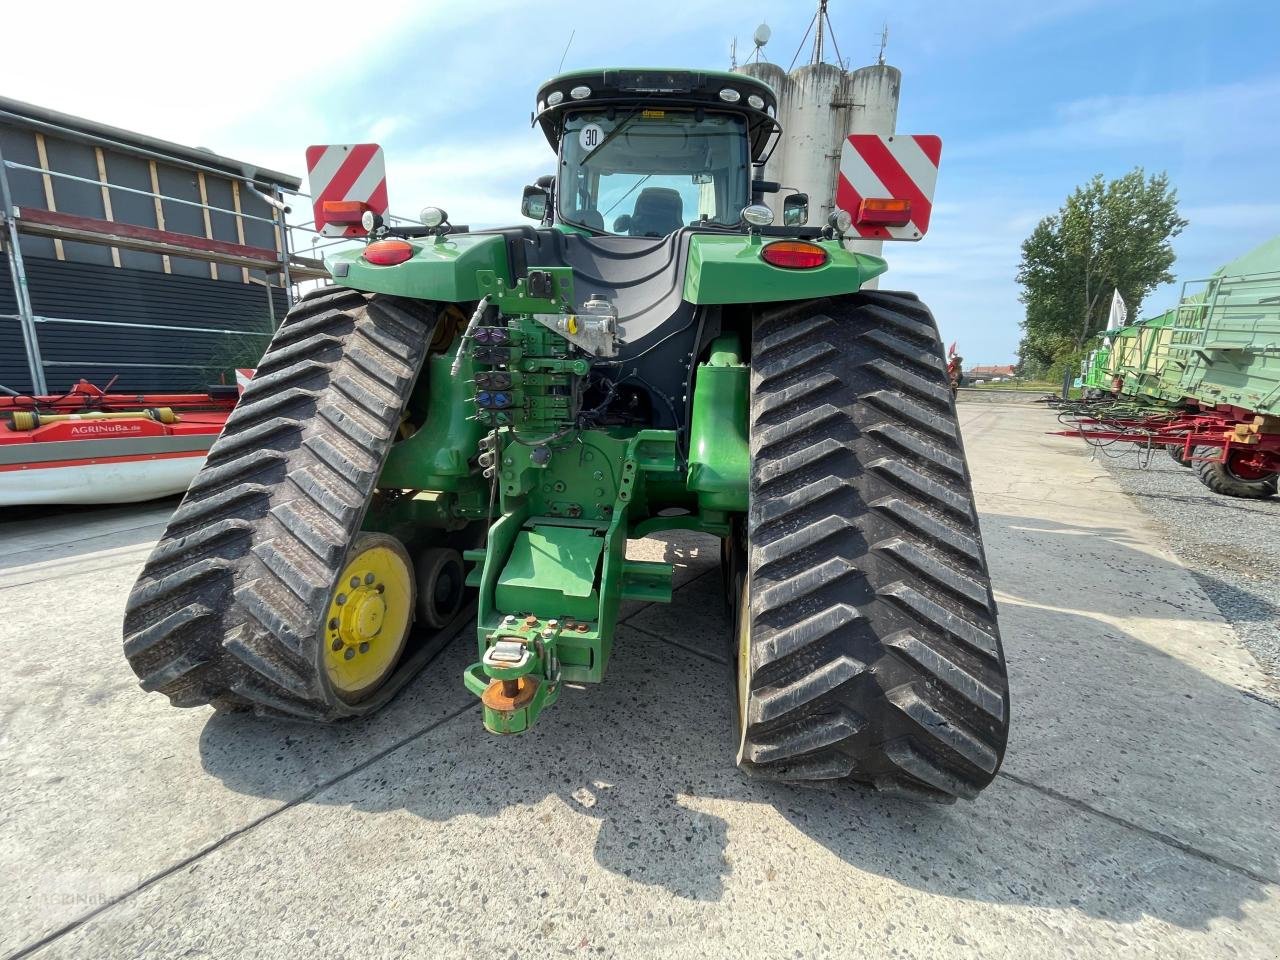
964, 364, 1016, 380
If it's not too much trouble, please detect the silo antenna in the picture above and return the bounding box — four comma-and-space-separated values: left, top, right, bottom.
877, 23, 889, 65
748, 23, 770, 63
788, 1, 847, 71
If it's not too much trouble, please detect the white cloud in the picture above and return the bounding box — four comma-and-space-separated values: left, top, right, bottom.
1179, 203, 1280, 231
385, 138, 554, 226
365, 116, 412, 143
885, 200, 1041, 364
949, 75, 1280, 160
3, 1, 449, 146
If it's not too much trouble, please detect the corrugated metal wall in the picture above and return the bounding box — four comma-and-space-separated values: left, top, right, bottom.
0, 257, 285, 394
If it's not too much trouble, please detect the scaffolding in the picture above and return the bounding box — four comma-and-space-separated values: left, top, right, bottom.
0, 97, 360, 395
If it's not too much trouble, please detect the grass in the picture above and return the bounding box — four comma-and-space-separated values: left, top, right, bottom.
965, 379, 1057, 391
963, 380, 1082, 399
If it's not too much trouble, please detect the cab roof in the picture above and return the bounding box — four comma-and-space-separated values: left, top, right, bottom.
533, 68, 779, 161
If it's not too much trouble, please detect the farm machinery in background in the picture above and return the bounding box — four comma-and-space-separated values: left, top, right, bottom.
120, 67, 1011, 803
0, 373, 252, 506
1061, 236, 1280, 499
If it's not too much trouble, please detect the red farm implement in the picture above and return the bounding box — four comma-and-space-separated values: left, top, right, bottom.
1053, 398, 1280, 498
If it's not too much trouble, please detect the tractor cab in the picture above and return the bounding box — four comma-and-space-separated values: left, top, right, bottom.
525, 69, 807, 235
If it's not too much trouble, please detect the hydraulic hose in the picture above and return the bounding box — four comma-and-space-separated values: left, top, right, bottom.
451, 295, 492, 377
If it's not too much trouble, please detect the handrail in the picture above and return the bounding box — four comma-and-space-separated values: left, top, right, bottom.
25, 313, 273, 338
3, 160, 279, 226
41, 359, 224, 371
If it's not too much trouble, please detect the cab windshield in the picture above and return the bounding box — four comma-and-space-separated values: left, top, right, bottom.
558, 110, 749, 236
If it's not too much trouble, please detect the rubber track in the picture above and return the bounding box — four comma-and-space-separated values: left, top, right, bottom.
1192, 446, 1277, 499
122, 289, 437, 720
740, 291, 1010, 801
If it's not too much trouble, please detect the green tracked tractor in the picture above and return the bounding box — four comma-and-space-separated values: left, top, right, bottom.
123, 68, 1010, 801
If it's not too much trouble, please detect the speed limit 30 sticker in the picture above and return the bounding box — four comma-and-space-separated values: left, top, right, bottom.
579, 123, 604, 151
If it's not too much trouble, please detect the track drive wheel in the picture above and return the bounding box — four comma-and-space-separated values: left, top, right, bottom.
123, 289, 470, 720
1193, 446, 1278, 499
736, 291, 1010, 801
415, 546, 466, 629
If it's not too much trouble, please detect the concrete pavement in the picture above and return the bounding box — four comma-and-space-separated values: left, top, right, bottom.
1, 403, 1277, 959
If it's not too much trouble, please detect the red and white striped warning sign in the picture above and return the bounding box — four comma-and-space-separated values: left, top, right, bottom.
235, 368, 254, 396
305, 143, 389, 237
836, 134, 942, 241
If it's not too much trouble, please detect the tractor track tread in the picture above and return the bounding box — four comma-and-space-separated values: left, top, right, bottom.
753, 341, 838, 387
885, 632, 1006, 722
866, 422, 966, 477
753, 602, 862, 669
143, 520, 255, 579
857, 327, 947, 375
754, 475, 847, 529
201, 416, 300, 464
872, 537, 989, 606
185, 449, 287, 497
122, 292, 437, 720
861, 389, 959, 441
742, 752, 857, 782
744, 708, 865, 764
739, 292, 1010, 800
864, 357, 953, 406
879, 582, 1000, 659
869, 496, 981, 562
756, 437, 848, 488
867, 456, 974, 518
754, 403, 845, 454
754, 372, 840, 418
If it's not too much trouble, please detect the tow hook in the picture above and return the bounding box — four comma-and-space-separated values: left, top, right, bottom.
464, 623, 561, 734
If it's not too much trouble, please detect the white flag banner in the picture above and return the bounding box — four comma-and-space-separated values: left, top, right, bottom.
1106, 288, 1128, 332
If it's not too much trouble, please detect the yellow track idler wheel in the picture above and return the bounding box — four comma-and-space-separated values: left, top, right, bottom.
323, 533, 415, 703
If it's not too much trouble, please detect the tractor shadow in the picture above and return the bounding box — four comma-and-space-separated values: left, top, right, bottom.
198, 525, 1280, 928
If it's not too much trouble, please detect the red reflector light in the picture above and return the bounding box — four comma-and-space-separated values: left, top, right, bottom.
322, 199, 370, 224
363, 239, 414, 266
760, 240, 828, 270
857, 197, 912, 227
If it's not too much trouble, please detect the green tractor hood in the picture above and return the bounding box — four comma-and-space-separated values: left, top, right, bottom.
328, 228, 887, 306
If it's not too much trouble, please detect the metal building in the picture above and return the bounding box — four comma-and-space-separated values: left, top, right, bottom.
0, 97, 326, 396
735, 2, 902, 261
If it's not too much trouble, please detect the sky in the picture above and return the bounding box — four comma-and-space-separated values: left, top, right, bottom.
5, 0, 1278, 364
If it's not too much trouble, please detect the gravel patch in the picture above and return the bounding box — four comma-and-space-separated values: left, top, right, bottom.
1089, 443, 1280, 686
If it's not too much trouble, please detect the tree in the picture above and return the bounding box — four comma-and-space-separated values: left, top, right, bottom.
1015, 168, 1187, 374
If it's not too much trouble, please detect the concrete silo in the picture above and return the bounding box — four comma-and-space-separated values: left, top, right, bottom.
735, 3, 901, 263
